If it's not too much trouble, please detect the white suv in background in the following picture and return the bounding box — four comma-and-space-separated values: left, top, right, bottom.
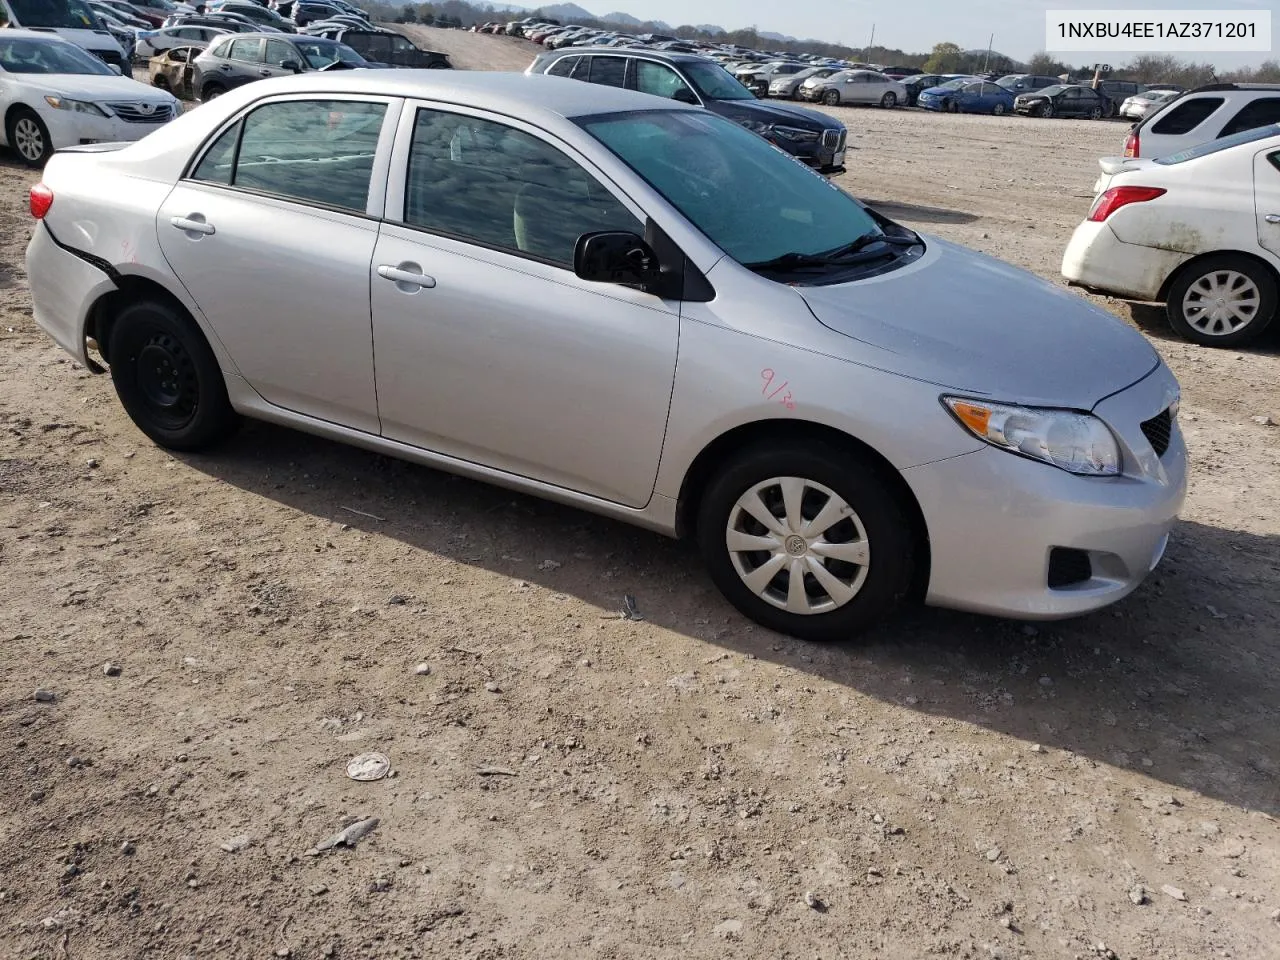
1122, 83, 1280, 158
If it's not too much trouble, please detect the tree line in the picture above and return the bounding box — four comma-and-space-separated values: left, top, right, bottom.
369, 0, 1280, 86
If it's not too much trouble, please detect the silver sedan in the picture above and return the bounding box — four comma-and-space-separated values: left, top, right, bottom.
25, 71, 1186, 641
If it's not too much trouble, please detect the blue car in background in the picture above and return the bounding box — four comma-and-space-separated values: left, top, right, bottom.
918, 78, 1017, 115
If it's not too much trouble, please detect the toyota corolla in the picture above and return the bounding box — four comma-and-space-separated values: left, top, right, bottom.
24, 71, 1186, 641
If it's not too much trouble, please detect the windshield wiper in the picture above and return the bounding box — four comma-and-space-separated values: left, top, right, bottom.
744, 231, 920, 274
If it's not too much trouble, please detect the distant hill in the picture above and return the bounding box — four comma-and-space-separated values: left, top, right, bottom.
530, 2, 597, 21
599, 11, 672, 30
759, 30, 797, 43
694, 23, 725, 35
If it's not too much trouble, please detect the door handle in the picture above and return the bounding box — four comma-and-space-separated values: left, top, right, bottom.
1266, 215, 1280, 224
170, 215, 215, 236
377, 263, 436, 290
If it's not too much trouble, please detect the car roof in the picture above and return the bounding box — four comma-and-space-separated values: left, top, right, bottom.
210, 69, 705, 120
0, 28, 79, 43
540, 46, 710, 64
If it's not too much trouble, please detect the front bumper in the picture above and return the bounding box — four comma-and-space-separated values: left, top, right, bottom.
38, 105, 172, 151
903, 363, 1186, 620
1061, 219, 1188, 302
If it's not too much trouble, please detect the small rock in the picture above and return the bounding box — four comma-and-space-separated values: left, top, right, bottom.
536, 559, 561, 571
187, 878, 199, 889
999, 916, 1012, 929
387, 594, 408, 605
713, 919, 744, 940
275, 949, 291, 958
1030, 744, 1046, 754
1269, 908, 1280, 921
308, 883, 329, 896
1250, 415, 1274, 426
1199, 821, 1221, 837
120, 841, 135, 856
219, 835, 251, 854
86, 458, 99, 469
33, 689, 56, 703
414, 663, 432, 676
103, 662, 122, 677
62, 864, 81, 880
484, 681, 502, 694
803, 890, 826, 910
1221, 841, 1246, 859
321, 945, 335, 958
1161, 884, 1187, 902
369, 876, 392, 893
1128, 884, 1148, 905
985, 847, 1002, 862
981, 232, 990, 239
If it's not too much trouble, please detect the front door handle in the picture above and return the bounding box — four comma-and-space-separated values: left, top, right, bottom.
1266, 214, 1280, 224
377, 263, 436, 290
170, 215, 215, 236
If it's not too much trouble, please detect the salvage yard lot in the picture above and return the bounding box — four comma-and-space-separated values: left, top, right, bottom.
3, 28, 1280, 960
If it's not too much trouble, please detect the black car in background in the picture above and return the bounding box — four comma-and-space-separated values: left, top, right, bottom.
193, 32, 368, 101
899, 73, 948, 106
1013, 84, 1111, 119
335, 29, 450, 68
527, 48, 848, 173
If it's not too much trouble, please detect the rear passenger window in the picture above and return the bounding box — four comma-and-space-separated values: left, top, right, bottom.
546, 55, 577, 77
401, 109, 641, 266
588, 55, 627, 88
227, 38, 263, 62
1151, 97, 1223, 134
1220, 98, 1280, 137
190, 99, 386, 213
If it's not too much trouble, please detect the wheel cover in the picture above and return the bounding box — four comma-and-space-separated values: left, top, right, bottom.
726, 476, 870, 616
882, 92, 895, 107
135, 332, 199, 429
993, 103, 1004, 115
14, 117, 44, 161
825, 91, 838, 104
1182, 269, 1261, 336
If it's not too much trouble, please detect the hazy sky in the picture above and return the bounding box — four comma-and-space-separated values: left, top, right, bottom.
586, 0, 1277, 69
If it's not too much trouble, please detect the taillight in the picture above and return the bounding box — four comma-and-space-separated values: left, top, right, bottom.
29, 183, 54, 219
1123, 130, 1139, 158
1087, 186, 1166, 222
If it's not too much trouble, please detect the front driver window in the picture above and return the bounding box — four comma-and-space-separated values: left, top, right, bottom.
635, 60, 694, 101
402, 109, 642, 268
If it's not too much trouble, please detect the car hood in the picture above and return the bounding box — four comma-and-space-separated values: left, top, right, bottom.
710, 98, 842, 130
795, 238, 1158, 408
17, 73, 171, 102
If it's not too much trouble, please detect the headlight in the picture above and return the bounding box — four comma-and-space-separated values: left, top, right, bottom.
44, 96, 108, 117
741, 119, 773, 135
943, 397, 1121, 476
770, 125, 819, 142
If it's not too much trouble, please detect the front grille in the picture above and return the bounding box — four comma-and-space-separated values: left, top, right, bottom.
822, 128, 846, 150
107, 102, 176, 124
1047, 547, 1092, 589
1140, 407, 1173, 456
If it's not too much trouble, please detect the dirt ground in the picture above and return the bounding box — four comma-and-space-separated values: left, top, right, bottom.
3, 28, 1280, 960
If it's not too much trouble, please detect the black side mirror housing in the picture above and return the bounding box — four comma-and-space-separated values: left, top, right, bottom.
280, 58, 303, 72
574, 231, 660, 289
672, 88, 697, 104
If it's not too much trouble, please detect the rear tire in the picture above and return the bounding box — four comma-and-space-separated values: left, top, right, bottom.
823, 89, 840, 106
992, 102, 1006, 115
1165, 255, 1277, 347
696, 442, 916, 642
1088, 106, 1103, 120
107, 299, 239, 451
6, 107, 52, 167
201, 82, 226, 101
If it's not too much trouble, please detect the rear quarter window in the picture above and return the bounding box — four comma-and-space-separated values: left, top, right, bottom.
1220, 98, 1280, 137
1150, 96, 1224, 135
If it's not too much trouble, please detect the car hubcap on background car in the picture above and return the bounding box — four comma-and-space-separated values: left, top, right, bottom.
726, 476, 870, 615
137, 332, 199, 428
14, 118, 43, 161
1183, 270, 1261, 336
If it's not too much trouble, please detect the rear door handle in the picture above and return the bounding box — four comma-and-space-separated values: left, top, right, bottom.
170, 215, 215, 236
1266, 215, 1280, 224
377, 263, 436, 290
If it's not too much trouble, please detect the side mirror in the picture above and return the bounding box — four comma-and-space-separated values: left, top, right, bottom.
672, 87, 697, 104
109, 63, 123, 75
280, 58, 303, 72
574, 231, 660, 289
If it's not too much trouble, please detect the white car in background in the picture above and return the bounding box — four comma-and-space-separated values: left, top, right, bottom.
1063, 124, 1280, 347
135, 24, 230, 58
0, 30, 180, 166
1118, 88, 1180, 121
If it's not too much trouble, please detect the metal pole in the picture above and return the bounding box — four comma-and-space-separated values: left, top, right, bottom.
866, 23, 874, 62
983, 33, 993, 73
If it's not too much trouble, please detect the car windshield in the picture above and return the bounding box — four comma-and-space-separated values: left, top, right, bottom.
0, 36, 114, 74
934, 79, 968, 91
581, 110, 886, 269
293, 39, 366, 69
1155, 123, 1280, 164
6, 0, 103, 28
682, 61, 754, 100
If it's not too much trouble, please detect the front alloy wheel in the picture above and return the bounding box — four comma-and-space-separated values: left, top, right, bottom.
7, 109, 51, 167
823, 89, 840, 106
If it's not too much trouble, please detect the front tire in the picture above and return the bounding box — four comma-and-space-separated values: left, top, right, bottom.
945, 98, 958, 113
6, 107, 52, 167
823, 89, 840, 106
880, 91, 896, 108
1165, 256, 1277, 347
696, 442, 916, 642
1040, 103, 1053, 118
107, 299, 239, 450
